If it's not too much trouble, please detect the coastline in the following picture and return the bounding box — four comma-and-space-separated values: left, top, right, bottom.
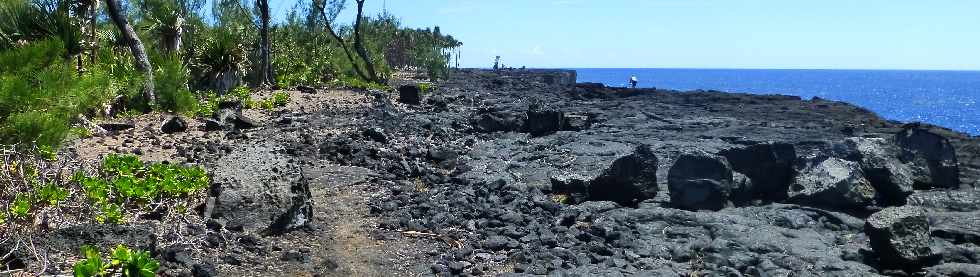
4, 69, 978, 276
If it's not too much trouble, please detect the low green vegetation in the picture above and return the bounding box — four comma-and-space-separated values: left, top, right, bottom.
1, 151, 209, 225
73, 244, 159, 277
260, 91, 290, 110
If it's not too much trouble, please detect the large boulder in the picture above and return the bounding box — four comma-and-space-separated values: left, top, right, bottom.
523, 104, 563, 137
667, 151, 735, 211
865, 205, 940, 270
161, 115, 188, 134
895, 124, 960, 189
788, 156, 877, 210
473, 108, 525, 133
719, 142, 796, 201
398, 85, 422, 105
837, 137, 915, 205
586, 145, 659, 205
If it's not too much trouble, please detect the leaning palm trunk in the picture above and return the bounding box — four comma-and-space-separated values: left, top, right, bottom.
105, 0, 156, 108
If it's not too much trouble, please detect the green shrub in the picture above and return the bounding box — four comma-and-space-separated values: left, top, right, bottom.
73, 244, 158, 277
227, 86, 253, 108
37, 183, 68, 205
96, 202, 123, 224
153, 54, 197, 113
195, 90, 219, 117
73, 245, 109, 277
259, 91, 289, 110
10, 192, 31, 218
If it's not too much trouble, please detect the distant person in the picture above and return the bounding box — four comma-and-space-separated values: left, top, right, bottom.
629, 75, 638, 88
493, 56, 501, 71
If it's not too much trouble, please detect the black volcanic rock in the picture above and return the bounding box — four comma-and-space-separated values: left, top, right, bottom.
838, 137, 915, 205
788, 155, 877, 211
161, 115, 188, 134
895, 123, 960, 189
719, 142, 796, 201
399, 85, 422, 105
865, 205, 940, 270
667, 151, 734, 211
586, 145, 659, 205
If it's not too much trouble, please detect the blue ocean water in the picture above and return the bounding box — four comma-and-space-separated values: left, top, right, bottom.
574, 68, 980, 135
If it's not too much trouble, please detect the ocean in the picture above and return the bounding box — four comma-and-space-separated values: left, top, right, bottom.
573, 68, 980, 136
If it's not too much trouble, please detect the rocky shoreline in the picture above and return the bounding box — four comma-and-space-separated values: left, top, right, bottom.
8, 69, 980, 276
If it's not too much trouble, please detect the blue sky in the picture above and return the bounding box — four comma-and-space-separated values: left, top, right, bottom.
264, 0, 980, 70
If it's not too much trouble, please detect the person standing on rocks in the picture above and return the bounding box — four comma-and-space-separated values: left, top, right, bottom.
629, 74, 639, 88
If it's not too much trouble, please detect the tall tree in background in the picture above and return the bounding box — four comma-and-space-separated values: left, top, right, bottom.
313, 0, 367, 82
256, 0, 272, 86
351, 0, 379, 82
105, 0, 156, 107
313, 0, 381, 83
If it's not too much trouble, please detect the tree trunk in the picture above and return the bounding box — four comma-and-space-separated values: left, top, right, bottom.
105, 0, 156, 108
313, 0, 369, 82
258, 0, 273, 87
164, 16, 184, 54
352, 0, 380, 83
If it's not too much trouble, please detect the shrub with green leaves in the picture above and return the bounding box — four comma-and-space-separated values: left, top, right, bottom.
36, 183, 68, 205
73, 245, 109, 277
10, 192, 31, 218
73, 245, 159, 277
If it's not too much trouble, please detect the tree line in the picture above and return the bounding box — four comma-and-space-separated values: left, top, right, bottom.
0, 0, 462, 148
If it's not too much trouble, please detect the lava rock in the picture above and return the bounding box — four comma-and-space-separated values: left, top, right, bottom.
719, 142, 796, 201
399, 85, 422, 105
788, 156, 876, 211
161, 115, 188, 134
895, 123, 960, 189
921, 263, 980, 277
838, 137, 915, 205
587, 145, 659, 205
667, 151, 735, 211
561, 113, 592, 131
297, 85, 316, 94
524, 104, 563, 137
362, 127, 388, 143
865, 205, 940, 270
98, 121, 136, 132
474, 108, 526, 133
907, 190, 980, 212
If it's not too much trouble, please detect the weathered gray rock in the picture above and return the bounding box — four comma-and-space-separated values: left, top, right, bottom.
586, 145, 659, 205
839, 137, 915, 205
927, 211, 980, 245
667, 151, 734, 211
920, 263, 980, 277
560, 113, 591, 131
789, 156, 877, 210
474, 108, 525, 133
161, 115, 188, 134
719, 142, 796, 201
907, 189, 980, 212
865, 205, 940, 270
895, 123, 960, 189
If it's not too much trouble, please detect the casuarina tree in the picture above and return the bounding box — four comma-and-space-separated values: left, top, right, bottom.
105, 0, 157, 107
